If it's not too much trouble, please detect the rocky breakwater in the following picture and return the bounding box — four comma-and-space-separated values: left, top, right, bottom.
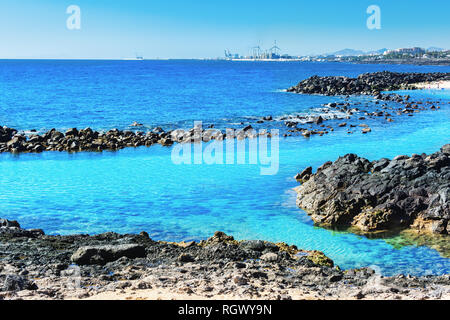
287, 71, 450, 96
0, 124, 271, 154
1, 219, 448, 300
295, 145, 450, 236
0, 126, 175, 154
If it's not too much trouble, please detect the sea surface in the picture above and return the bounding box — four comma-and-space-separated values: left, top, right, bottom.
0, 60, 449, 276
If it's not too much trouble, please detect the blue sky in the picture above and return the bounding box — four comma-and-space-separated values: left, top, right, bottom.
0, 0, 449, 59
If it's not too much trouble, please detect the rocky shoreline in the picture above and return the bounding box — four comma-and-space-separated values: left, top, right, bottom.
0, 218, 448, 300
0, 124, 271, 154
287, 71, 450, 96
353, 59, 450, 66
295, 144, 450, 238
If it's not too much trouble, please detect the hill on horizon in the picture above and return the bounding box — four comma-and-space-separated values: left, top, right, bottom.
325, 48, 388, 57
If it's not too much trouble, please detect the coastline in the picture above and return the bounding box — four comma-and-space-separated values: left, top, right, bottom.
1, 220, 449, 300
352, 59, 450, 66
287, 71, 450, 95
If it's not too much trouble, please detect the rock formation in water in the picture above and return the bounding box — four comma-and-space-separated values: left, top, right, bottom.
287, 71, 450, 96
0, 124, 271, 154
0, 126, 176, 153
295, 145, 450, 235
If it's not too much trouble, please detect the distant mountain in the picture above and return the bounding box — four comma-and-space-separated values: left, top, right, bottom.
327, 49, 366, 56
325, 48, 389, 57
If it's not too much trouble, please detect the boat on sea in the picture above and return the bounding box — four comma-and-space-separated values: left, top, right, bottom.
123, 53, 144, 60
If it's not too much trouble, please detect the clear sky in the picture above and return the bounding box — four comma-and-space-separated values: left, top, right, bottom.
0, 0, 449, 59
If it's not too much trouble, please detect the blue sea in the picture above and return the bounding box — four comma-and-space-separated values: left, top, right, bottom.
0, 60, 449, 276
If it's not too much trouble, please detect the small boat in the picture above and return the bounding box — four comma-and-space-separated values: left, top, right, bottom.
135, 52, 144, 60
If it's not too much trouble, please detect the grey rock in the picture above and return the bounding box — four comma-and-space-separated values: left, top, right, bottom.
260, 252, 278, 262
178, 253, 195, 263
240, 240, 266, 252
71, 244, 146, 265
296, 146, 449, 234
1, 275, 38, 292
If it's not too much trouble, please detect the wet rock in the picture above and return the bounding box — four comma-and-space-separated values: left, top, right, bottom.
295, 146, 449, 234
302, 130, 311, 138
65, 128, 79, 137
287, 71, 450, 96
0, 123, 273, 154
314, 116, 324, 125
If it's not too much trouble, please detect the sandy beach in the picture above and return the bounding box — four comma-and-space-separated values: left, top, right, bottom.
414, 80, 450, 89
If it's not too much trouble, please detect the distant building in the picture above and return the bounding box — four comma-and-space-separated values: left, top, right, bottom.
384, 47, 425, 56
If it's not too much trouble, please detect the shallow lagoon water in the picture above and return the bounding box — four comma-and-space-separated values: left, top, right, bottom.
0, 61, 449, 275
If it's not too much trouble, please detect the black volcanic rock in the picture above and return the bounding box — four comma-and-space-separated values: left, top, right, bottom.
1, 218, 449, 299
295, 145, 450, 234
287, 71, 450, 96
0, 123, 272, 155
71, 244, 147, 265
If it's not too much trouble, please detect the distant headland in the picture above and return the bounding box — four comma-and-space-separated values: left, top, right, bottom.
218, 44, 450, 65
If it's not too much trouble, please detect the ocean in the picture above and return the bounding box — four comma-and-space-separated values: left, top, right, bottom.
0, 60, 449, 275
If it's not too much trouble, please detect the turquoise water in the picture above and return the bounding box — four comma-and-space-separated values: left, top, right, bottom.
0, 61, 449, 275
